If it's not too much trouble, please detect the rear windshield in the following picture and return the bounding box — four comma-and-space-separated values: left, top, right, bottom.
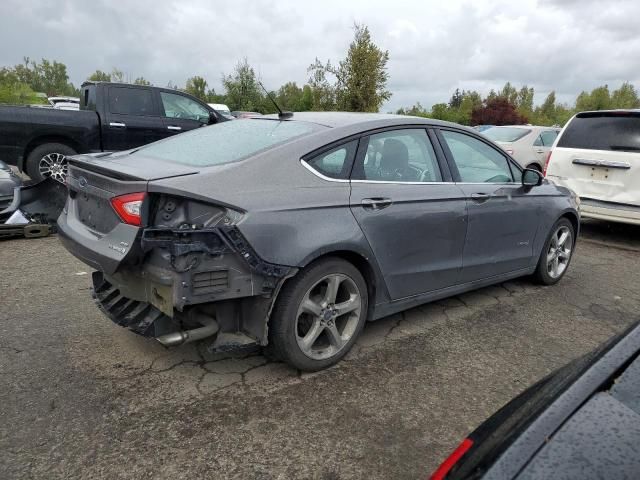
482, 127, 531, 142
134, 119, 319, 166
558, 113, 640, 152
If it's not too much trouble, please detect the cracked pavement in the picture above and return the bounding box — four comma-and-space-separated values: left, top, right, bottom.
1, 219, 639, 479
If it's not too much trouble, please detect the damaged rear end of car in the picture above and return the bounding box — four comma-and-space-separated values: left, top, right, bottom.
58, 154, 296, 352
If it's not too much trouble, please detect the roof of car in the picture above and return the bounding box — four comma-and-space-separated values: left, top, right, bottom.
261, 111, 451, 128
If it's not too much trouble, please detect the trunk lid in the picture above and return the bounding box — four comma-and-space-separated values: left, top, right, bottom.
68, 151, 200, 181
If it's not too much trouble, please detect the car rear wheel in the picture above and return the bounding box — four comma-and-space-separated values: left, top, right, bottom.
268, 258, 368, 371
533, 218, 575, 285
25, 143, 76, 184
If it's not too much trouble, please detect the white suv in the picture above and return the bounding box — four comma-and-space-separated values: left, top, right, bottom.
546, 111, 640, 225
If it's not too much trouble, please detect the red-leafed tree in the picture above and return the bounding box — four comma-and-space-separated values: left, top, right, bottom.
471, 97, 528, 125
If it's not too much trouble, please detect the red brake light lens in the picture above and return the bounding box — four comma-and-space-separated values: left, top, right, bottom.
110, 192, 146, 226
543, 151, 552, 176
430, 438, 474, 480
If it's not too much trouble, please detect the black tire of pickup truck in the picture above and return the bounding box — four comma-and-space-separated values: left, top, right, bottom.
25, 143, 77, 183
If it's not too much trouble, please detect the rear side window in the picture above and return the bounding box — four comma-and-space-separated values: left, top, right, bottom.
533, 130, 559, 147
109, 87, 155, 116
305, 140, 358, 179
558, 114, 640, 152
134, 119, 318, 166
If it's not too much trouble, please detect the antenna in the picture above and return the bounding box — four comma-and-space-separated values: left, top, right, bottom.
259, 81, 293, 119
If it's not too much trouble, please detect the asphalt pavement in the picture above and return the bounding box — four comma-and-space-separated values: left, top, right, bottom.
1, 219, 639, 479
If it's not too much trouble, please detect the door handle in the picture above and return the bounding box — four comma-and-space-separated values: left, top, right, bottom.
536, 149, 545, 154
109, 122, 126, 128
362, 197, 392, 210
167, 125, 182, 131
471, 193, 490, 203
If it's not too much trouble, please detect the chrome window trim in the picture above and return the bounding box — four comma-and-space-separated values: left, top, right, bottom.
301, 159, 523, 186
300, 159, 350, 183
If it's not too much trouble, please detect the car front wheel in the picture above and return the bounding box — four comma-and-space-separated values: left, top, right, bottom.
534, 218, 575, 285
268, 258, 368, 371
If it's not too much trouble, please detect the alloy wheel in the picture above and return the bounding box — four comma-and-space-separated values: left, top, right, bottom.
39, 153, 68, 183
547, 225, 572, 279
295, 273, 362, 360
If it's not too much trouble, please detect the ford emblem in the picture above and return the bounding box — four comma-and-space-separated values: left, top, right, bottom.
78, 176, 88, 188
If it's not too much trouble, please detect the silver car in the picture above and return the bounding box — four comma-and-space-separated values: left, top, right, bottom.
483, 126, 560, 171
58, 113, 579, 371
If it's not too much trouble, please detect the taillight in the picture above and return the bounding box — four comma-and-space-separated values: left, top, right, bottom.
430, 438, 474, 480
110, 192, 146, 226
543, 151, 552, 176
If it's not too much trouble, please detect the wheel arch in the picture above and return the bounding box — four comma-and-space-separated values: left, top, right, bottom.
298, 248, 389, 319
560, 210, 580, 242
21, 135, 80, 171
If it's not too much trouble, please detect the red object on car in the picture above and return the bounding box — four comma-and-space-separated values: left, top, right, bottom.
430, 438, 474, 480
110, 192, 146, 226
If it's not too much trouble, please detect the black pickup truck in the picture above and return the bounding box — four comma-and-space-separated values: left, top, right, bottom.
0, 82, 226, 182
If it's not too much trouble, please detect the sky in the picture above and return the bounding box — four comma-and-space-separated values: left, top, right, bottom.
1, 0, 640, 112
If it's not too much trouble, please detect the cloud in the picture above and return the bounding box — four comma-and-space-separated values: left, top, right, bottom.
1, 0, 639, 111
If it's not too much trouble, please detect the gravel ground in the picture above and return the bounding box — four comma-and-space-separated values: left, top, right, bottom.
1, 219, 639, 479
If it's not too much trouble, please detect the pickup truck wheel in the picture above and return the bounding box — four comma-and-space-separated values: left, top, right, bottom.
268, 258, 368, 371
25, 143, 76, 183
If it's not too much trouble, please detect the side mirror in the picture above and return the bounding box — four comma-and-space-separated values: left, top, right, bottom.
208, 111, 218, 125
522, 168, 543, 187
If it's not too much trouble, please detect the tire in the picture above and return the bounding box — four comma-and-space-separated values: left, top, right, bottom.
25, 143, 76, 183
268, 257, 368, 371
533, 218, 575, 285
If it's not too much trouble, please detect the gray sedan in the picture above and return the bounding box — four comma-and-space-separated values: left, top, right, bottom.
58, 113, 580, 370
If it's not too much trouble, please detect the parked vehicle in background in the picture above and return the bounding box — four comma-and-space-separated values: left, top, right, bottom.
482, 125, 560, 171
472, 125, 494, 132
0, 82, 226, 183
231, 110, 262, 118
546, 110, 640, 225
207, 103, 231, 116
48, 96, 80, 110
430, 321, 640, 480
58, 112, 579, 371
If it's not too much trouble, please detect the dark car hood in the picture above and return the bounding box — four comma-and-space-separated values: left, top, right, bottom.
68, 151, 200, 181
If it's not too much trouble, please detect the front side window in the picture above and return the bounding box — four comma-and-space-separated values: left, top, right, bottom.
305, 140, 357, 179
109, 87, 154, 116
441, 130, 514, 183
160, 92, 210, 122
353, 129, 442, 182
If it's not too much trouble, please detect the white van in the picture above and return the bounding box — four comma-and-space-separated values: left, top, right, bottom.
545, 111, 640, 225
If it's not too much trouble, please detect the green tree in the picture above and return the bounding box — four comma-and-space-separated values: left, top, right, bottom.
185, 76, 208, 101
576, 85, 611, 111
87, 70, 111, 82
222, 58, 263, 111
133, 77, 151, 86
276, 81, 305, 111
499, 82, 518, 105
611, 82, 639, 109
307, 58, 336, 110
331, 24, 391, 112
13, 57, 76, 96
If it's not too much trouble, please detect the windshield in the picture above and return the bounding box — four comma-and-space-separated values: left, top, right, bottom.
483, 127, 531, 142
133, 119, 319, 166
